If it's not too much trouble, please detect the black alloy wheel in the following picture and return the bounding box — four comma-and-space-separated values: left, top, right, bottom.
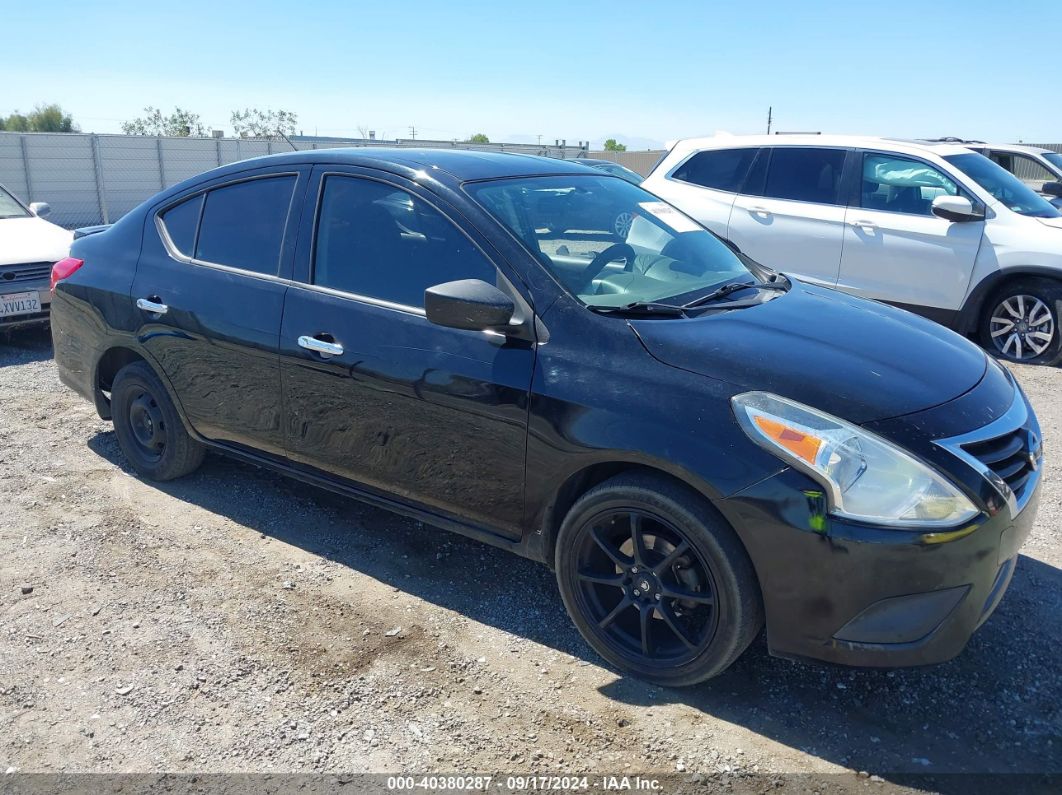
556, 473, 763, 686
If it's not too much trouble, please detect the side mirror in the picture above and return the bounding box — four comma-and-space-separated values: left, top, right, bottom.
425, 279, 515, 332
29, 201, 51, 218
1042, 181, 1062, 198
931, 195, 982, 223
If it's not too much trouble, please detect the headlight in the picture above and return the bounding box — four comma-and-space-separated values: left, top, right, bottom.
732, 392, 978, 528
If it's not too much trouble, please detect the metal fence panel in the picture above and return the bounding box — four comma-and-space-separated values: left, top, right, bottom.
22, 134, 101, 228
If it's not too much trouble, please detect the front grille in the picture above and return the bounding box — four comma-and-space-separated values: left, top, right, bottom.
0, 261, 52, 285
962, 427, 1039, 501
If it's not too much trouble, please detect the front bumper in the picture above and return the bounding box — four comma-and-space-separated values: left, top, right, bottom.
0, 278, 51, 330
718, 465, 1040, 667
716, 369, 1042, 669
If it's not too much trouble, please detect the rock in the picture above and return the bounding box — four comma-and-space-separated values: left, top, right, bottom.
870, 775, 885, 783
53, 614, 70, 627
115, 685, 134, 696
617, 718, 630, 727
91, 606, 102, 617
282, 581, 294, 590
676, 761, 686, 772
20, 585, 33, 595
385, 627, 402, 637
858, 771, 869, 778
363, 729, 375, 742
472, 686, 483, 695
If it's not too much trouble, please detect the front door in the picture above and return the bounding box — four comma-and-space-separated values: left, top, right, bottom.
836, 151, 983, 314
727, 146, 850, 287
280, 168, 534, 537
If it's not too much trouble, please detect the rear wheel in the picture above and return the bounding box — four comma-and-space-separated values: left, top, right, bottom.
980, 279, 1062, 365
555, 473, 763, 686
111, 361, 205, 481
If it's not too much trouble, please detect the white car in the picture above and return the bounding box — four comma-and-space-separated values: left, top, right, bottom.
964, 143, 1062, 209
0, 183, 72, 331
642, 135, 1062, 364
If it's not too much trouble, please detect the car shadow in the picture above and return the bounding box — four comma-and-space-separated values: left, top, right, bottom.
0, 325, 53, 366
85, 433, 1062, 786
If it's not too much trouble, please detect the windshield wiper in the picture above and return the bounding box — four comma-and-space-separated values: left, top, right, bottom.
587, 301, 688, 318
682, 279, 787, 310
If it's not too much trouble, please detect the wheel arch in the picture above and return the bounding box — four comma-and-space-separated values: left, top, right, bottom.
93, 344, 196, 437
958, 267, 1062, 335
536, 460, 740, 568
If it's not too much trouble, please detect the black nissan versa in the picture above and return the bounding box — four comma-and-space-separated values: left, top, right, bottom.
51, 149, 1043, 685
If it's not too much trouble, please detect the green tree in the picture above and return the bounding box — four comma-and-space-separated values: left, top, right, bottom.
230, 108, 298, 139
1, 104, 77, 132
467, 133, 490, 144
603, 138, 627, 152
122, 107, 205, 137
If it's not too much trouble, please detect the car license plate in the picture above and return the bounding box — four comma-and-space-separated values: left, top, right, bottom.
0, 291, 41, 318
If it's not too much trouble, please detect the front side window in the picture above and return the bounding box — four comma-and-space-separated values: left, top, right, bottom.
671, 148, 757, 193
195, 176, 297, 274
990, 152, 1056, 185
313, 176, 498, 307
763, 147, 846, 205
467, 175, 753, 308
159, 193, 203, 256
860, 153, 959, 216
945, 153, 1061, 218
0, 186, 30, 219
1042, 152, 1062, 172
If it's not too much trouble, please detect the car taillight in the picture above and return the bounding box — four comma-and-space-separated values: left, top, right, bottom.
50, 257, 84, 292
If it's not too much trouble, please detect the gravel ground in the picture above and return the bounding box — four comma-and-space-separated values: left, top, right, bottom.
1, 327, 1059, 789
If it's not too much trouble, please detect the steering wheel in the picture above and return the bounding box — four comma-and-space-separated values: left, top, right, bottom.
577, 243, 638, 293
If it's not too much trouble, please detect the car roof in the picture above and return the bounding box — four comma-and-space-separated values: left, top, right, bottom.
208, 147, 596, 182
971, 143, 1054, 156
664, 134, 974, 159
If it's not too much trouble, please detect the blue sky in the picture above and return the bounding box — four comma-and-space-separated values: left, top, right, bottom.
5, 0, 1061, 148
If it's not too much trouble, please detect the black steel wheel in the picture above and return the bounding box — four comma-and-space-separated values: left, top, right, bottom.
556, 473, 763, 686
111, 361, 205, 481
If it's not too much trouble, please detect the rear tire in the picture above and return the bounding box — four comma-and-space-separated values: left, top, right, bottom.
555, 473, 763, 686
111, 361, 205, 481
979, 278, 1062, 365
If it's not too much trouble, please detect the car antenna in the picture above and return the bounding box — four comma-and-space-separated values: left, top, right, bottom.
276, 131, 299, 152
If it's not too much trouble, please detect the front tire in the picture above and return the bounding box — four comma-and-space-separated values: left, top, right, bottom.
979, 278, 1062, 365
555, 473, 763, 686
111, 361, 205, 481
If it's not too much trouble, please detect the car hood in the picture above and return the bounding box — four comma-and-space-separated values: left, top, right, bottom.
0, 216, 73, 266
1035, 216, 1062, 230
630, 281, 988, 424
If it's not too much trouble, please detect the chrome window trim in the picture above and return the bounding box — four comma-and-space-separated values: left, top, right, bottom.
287, 279, 426, 317
154, 172, 301, 282
933, 385, 1041, 519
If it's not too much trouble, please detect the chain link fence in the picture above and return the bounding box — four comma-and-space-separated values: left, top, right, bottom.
0, 132, 592, 229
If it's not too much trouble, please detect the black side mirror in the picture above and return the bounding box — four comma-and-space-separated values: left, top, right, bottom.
1042, 181, 1062, 198
425, 279, 515, 332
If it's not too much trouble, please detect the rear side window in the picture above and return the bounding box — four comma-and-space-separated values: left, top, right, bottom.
195, 176, 296, 275
159, 194, 203, 256
671, 148, 757, 193
313, 175, 498, 308
763, 147, 846, 205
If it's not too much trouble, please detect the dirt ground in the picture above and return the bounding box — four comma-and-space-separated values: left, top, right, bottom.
1, 327, 1059, 790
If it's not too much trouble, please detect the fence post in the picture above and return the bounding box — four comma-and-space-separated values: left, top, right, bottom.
216, 137, 222, 167
91, 134, 110, 224
156, 137, 167, 190
19, 135, 34, 201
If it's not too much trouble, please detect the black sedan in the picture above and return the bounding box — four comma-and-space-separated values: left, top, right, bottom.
51, 148, 1042, 685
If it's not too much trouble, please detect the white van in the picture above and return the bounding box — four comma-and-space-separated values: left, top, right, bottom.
643, 135, 1062, 364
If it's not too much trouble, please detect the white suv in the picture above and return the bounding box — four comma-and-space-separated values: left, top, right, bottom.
643, 135, 1062, 364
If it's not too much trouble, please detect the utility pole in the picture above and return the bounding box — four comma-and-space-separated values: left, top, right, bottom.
766, 106, 773, 135
409, 125, 417, 140
537, 134, 542, 145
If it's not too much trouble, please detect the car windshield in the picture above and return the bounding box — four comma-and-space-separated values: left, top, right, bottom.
1042, 152, 1062, 172
944, 153, 1061, 218
0, 186, 31, 219
584, 161, 643, 184
466, 175, 755, 307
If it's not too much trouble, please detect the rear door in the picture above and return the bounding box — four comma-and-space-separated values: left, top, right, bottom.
132, 166, 309, 457
279, 167, 535, 537
836, 150, 983, 314
727, 146, 851, 286
647, 147, 757, 238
